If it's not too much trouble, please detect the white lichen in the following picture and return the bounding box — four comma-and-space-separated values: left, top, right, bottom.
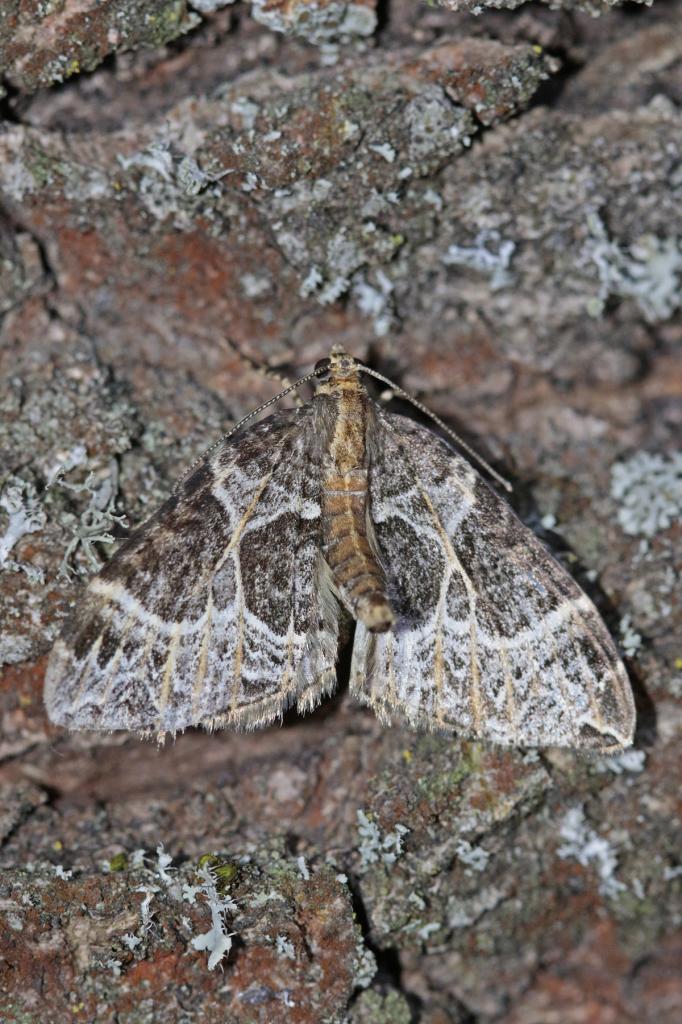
353, 943, 377, 988
251, 0, 376, 45
356, 810, 409, 869
299, 266, 323, 298
443, 230, 516, 290
240, 273, 271, 298
248, 889, 286, 908
190, 0, 236, 12
135, 886, 159, 933
356, 811, 382, 868
423, 188, 443, 211
352, 269, 394, 336
455, 839, 490, 873
0, 479, 46, 568
241, 171, 260, 193
187, 863, 237, 971
610, 451, 682, 540
275, 934, 296, 959
583, 214, 682, 322
117, 139, 224, 221
130, 849, 147, 869
369, 142, 396, 163
619, 615, 643, 658
230, 96, 261, 130
176, 156, 231, 196
118, 140, 174, 181
155, 843, 174, 884
595, 749, 646, 775
557, 805, 625, 897
318, 274, 350, 305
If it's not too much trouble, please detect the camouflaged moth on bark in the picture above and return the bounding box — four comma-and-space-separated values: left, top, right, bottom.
45, 348, 636, 750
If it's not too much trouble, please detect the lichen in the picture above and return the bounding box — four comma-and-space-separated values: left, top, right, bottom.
186, 862, 237, 970
356, 810, 409, 870
610, 451, 682, 540
583, 214, 682, 323
619, 614, 643, 658
455, 838, 490, 873
557, 805, 626, 898
0, 478, 46, 575
54, 463, 127, 578
595, 749, 646, 775
251, 0, 377, 46
349, 988, 412, 1023
352, 941, 377, 988
442, 229, 516, 290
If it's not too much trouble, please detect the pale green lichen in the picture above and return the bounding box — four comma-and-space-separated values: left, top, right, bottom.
54, 464, 127, 578
349, 988, 412, 1024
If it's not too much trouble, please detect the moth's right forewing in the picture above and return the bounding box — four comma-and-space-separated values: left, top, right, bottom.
353, 410, 635, 752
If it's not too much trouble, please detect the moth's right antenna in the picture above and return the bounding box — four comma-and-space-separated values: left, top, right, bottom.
359, 365, 513, 493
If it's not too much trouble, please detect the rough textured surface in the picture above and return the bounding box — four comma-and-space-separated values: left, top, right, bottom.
0, 0, 658, 95
431, 0, 651, 12
1, 0, 682, 1021
0, 1, 201, 95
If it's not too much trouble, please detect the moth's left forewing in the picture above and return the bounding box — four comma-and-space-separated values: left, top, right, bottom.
353, 409, 636, 752
45, 409, 340, 736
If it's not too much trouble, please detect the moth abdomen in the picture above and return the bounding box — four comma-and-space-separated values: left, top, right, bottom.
322, 470, 394, 633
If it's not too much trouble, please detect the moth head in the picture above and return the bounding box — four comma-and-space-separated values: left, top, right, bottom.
331, 347, 359, 374
314, 348, 360, 390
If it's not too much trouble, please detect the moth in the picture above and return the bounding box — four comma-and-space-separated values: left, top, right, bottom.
45, 347, 635, 750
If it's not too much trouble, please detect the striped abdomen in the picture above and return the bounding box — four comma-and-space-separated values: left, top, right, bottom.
322, 469, 394, 633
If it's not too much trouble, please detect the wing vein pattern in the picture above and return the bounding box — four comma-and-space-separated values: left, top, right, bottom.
45, 409, 340, 735
350, 409, 634, 750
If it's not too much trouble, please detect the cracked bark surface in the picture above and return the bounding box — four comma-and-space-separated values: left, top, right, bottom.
1, 1, 681, 1022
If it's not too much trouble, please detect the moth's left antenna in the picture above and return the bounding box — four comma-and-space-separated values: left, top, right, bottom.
174, 343, 326, 491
